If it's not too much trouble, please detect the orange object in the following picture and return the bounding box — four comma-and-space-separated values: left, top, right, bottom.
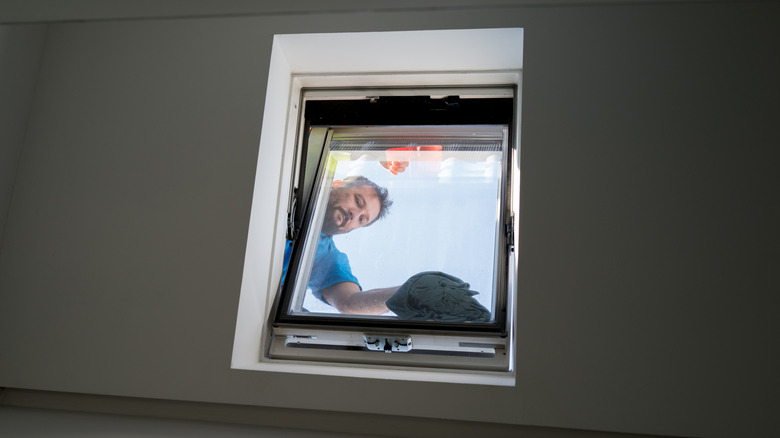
385, 145, 442, 163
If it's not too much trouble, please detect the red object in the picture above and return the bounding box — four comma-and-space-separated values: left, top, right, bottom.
385, 145, 442, 162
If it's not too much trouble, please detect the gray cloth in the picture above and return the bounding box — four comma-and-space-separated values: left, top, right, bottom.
385, 271, 491, 322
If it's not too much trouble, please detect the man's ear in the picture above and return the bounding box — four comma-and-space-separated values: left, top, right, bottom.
331, 179, 344, 189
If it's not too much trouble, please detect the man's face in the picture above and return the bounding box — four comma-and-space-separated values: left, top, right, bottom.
321, 184, 381, 235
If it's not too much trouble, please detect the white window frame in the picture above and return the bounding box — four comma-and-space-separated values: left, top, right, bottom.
232, 28, 523, 386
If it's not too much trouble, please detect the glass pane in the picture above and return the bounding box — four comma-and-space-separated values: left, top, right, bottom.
286, 126, 507, 324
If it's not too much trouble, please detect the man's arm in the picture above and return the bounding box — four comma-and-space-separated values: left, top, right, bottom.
319, 281, 399, 315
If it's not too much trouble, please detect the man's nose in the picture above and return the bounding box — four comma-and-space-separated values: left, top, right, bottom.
347, 208, 362, 225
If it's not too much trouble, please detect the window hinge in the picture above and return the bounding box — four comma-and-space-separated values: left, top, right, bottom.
286, 193, 298, 241
506, 213, 515, 252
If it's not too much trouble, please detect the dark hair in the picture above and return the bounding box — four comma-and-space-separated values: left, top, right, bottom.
339, 175, 392, 224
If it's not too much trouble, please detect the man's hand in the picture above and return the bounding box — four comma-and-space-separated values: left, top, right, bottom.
379, 160, 409, 175
320, 281, 399, 315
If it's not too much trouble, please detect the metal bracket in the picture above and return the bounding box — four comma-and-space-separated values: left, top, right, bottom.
286, 194, 298, 241
506, 213, 515, 252
363, 334, 412, 353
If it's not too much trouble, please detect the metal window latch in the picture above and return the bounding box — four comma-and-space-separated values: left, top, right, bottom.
364, 334, 412, 353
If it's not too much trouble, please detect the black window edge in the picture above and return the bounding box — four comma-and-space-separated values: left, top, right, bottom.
270, 91, 516, 337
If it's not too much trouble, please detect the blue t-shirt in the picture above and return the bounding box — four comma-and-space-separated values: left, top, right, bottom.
283, 233, 361, 304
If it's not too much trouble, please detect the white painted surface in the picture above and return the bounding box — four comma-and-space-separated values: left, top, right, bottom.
276, 28, 522, 74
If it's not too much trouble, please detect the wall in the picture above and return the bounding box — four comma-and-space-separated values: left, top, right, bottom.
0, 25, 46, 247
0, 405, 380, 438
1, 2, 778, 438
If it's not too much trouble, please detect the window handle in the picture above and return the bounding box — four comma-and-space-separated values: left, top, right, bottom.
364, 334, 412, 353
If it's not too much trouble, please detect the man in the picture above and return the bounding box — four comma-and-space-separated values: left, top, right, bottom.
300, 175, 400, 315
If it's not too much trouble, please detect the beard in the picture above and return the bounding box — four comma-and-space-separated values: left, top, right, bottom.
321, 203, 346, 236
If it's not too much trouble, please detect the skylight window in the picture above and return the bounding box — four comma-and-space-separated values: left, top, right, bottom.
279, 125, 509, 328
231, 28, 523, 385
267, 90, 515, 371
